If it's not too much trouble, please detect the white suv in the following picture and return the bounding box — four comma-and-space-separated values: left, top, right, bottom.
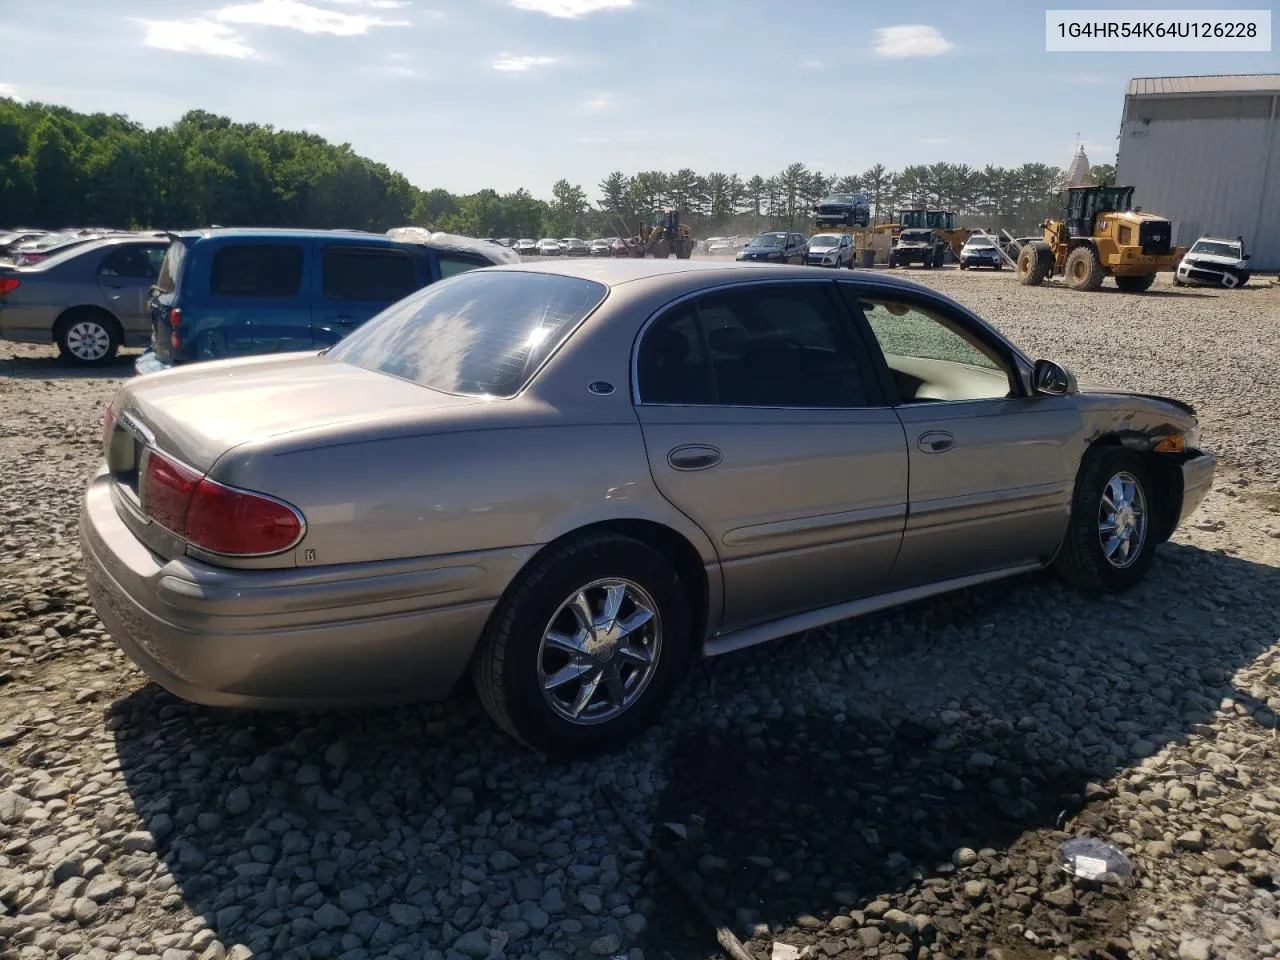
1175, 236, 1251, 288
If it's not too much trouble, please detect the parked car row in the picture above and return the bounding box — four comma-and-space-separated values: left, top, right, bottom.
505, 236, 632, 258
0, 226, 516, 367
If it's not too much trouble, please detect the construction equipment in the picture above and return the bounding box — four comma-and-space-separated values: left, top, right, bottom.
888, 228, 948, 269
1017, 185, 1185, 293
924, 210, 972, 257
618, 210, 693, 259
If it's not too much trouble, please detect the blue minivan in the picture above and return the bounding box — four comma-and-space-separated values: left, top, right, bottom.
137, 228, 513, 374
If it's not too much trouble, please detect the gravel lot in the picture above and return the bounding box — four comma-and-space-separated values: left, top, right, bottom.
1, 267, 1278, 960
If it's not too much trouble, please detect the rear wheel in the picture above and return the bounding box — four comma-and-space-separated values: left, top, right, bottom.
1065, 245, 1105, 291
471, 533, 692, 758
55, 310, 120, 366
1017, 242, 1051, 285
1115, 273, 1157, 293
1053, 449, 1157, 593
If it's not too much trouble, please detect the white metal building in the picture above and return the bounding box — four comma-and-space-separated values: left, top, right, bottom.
1115, 74, 1280, 271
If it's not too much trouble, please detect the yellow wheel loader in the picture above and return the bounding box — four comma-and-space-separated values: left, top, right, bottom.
1017, 185, 1186, 293
623, 210, 693, 259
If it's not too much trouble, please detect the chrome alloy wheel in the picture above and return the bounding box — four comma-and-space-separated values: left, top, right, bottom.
537, 578, 662, 725
1098, 471, 1148, 569
66, 321, 112, 361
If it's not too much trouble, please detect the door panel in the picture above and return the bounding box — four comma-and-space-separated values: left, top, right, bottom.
312, 244, 424, 347
638, 405, 908, 629
202, 240, 313, 360
890, 398, 1081, 586
632, 281, 907, 632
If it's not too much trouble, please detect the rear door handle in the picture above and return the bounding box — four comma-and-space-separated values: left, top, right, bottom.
668, 444, 722, 471
917, 431, 955, 454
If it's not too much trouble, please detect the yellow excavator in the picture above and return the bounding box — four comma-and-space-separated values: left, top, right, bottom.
1017, 184, 1185, 292
619, 210, 693, 259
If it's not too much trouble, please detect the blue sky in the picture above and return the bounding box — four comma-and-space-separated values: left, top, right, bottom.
2, 0, 1275, 200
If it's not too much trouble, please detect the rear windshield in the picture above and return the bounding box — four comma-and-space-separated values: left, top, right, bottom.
328, 270, 608, 398
156, 241, 187, 295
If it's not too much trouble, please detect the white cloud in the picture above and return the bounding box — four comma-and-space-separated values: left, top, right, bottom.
138, 17, 256, 58
874, 25, 952, 58
214, 0, 408, 36
0, 83, 19, 100
920, 137, 950, 144
510, 0, 631, 18
326, 0, 409, 7
491, 54, 557, 72
801, 59, 823, 69
582, 93, 613, 109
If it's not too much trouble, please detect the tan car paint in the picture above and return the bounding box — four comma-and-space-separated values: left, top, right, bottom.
82, 260, 1213, 711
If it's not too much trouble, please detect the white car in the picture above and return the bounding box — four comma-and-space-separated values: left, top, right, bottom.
535, 238, 563, 256
706, 237, 736, 256
804, 233, 855, 268
1175, 236, 1251, 288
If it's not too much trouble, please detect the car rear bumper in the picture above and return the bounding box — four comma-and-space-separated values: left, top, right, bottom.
80, 468, 531, 709
1177, 450, 1215, 525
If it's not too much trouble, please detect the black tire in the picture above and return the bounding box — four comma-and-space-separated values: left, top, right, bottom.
1238, 272, 1251, 287
1115, 273, 1156, 293
1064, 245, 1105, 291
959, 262, 968, 270
471, 533, 693, 758
55, 309, 121, 366
994, 260, 1003, 271
1053, 449, 1157, 593
1017, 242, 1051, 286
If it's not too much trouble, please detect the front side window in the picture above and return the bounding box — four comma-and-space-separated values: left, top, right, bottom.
328, 270, 607, 398
637, 284, 870, 408
854, 295, 1013, 402
210, 244, 304, 298
322, 247, 419, 302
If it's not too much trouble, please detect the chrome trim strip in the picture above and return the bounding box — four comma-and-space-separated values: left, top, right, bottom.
702, 561, 1044, 658
722, 503, 905, 547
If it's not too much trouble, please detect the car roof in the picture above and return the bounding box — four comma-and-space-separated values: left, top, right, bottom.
176, 227, 394, 242
482, 257, 945, 296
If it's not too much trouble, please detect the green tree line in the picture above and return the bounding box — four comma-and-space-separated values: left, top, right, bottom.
1, 97, 1105, 240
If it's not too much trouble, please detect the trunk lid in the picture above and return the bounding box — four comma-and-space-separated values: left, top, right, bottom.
114, 353, 486, 474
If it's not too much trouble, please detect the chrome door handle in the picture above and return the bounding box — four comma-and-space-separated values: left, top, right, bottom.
668, 444, 722, 471
917, 431, 955, 453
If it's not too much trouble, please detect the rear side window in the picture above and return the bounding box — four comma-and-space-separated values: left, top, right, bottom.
210, 244, 303, 298
322, 247, 419, 302
155, 242, 186, 295
98, 245, 160, 279
328, 271, 607, 398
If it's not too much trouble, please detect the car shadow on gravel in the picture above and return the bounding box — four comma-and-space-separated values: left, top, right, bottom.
0, 353, 138, 379
106, 541, 1280, 960
638, 542, 1280, 960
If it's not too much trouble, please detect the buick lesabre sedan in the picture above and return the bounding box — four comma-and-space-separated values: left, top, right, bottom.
82, 260, 1214, 756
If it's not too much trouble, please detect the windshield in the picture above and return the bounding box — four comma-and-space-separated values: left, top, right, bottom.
328, 270, 608, 398
900, 230, 931, 242
809, 234, 840, 248
965, 238, 994, 248
1189, 240, 1241, 258
749, 234, 786, 248
819, 195, 854, 206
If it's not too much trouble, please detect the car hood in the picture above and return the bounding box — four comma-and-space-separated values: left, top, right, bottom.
1077, 382, 1197, 418
741, 247, 784, 255
1181, 252, 1245, 267
116, 353, 486, 473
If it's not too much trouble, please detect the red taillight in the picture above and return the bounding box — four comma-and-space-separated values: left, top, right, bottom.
168, 307, 182, 329
141, 450, 304, 556
142, 450, 202, 534
0, 277, 19, 296
102, 407, 116, 452
170, 332, 181, 349
187, 480, 304, 556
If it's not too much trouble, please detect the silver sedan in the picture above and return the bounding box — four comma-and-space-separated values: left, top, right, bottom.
81, 260, 1214, 756
0, 236, 170, 364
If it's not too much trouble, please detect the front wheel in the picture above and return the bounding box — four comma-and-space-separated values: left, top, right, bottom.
1053, 449, 1157, 593
471, 533, 692, 758
1114, 273, 1156, 293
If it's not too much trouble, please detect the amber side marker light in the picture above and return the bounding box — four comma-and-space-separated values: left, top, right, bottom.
1153, 434, 1186, 454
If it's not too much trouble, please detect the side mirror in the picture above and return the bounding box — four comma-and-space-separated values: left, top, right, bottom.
1033, 358, 1076, 396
